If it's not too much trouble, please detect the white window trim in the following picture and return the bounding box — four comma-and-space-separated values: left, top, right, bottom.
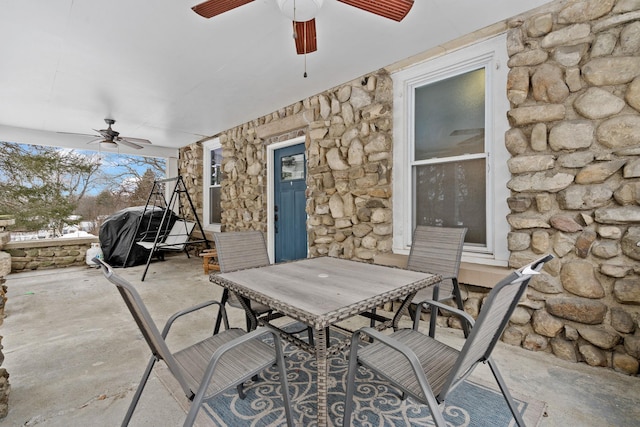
202, 138, 222, 232
392, 34, 510, 267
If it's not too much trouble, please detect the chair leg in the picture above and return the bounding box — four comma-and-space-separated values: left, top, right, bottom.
236, 383, 247, 400
236, 375, 265, 400
122, 356, 157, 427
487, 357, 526, 427
342, 338, 360, 427
429, 287, 441, 338
452, 278, 470, 337
369, 307, 377, 327
273, 334, 294, 427
424, 396, 448, 427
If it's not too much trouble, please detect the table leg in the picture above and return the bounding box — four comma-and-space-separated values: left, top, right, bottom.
315, 327, 329, 427
392, 292, 417, 330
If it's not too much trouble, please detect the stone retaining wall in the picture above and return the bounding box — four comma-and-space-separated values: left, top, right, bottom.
505, 0, 640, 375
5, 237, 99, 273
178, 0, 640, 375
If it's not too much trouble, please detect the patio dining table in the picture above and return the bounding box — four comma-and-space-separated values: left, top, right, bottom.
210, 256, 440, 427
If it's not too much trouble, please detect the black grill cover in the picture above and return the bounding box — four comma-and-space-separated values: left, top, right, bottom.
99, 206, 177, 267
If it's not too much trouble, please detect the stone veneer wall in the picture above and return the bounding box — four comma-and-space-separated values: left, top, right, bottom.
0, 217, 13, 418
180, 72, 395, 260
504, 0, 640, 375
178, 0, 640, 375
179, 145, 205, 227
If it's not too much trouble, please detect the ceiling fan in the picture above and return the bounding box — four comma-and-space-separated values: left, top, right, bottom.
191, 0, 414, 55
60, 119, 152, 150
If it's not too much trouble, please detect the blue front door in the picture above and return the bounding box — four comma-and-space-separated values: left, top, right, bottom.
274, 143, 307, 263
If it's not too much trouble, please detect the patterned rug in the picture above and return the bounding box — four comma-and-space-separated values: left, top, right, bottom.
159, 327, 546, 427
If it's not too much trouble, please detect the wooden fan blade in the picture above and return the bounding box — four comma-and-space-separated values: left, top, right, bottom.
192, 0, 254, 18
337, 0, 414, 22
293, 19, 317, 55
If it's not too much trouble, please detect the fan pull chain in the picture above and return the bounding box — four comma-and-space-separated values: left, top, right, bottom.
292, 0, 307, 78
303, 23, 308, 78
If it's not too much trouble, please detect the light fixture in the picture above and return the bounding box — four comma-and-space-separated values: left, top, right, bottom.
277, 0, 324, 22
100, 141, 118, 149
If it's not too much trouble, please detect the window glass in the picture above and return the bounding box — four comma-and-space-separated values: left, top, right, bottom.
414, 159, 486, 245
412, 67, 487, 247
211, 148, 222, 186
209, 147, 223, 225
414, 68, 485, 160
281, 153, 305, 181
209, 186, 221, 224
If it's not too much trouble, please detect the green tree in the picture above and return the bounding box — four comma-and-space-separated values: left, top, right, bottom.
127, 168, 158, 206
0, 142, 101, 234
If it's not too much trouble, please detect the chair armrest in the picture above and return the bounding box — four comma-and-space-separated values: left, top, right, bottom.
350, 327, 438, 399
413, 299, 475, 332
161, 300, 228, 339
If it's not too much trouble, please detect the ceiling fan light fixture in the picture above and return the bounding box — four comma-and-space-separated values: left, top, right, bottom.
100, 141, 118, 149
277, 0, 324, 22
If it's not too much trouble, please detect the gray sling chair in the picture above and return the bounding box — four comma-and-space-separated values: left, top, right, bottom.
406, 225, 468, 337
93, 258, 293, 427
343, 254, 554, 427
212, 230, 313, 343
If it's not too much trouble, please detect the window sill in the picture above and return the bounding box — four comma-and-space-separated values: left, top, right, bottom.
373, 253, 509, 289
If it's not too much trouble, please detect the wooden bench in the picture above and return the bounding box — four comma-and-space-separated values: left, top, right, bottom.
199, 248, 220, 274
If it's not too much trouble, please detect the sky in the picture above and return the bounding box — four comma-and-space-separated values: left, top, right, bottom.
85, 150, 165, 195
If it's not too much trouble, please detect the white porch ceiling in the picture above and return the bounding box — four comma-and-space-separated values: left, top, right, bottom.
0, 1, 551, 157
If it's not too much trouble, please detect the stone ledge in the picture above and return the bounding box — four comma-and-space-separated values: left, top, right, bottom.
4, 236, 98, 250
255, 111, 314, 139
373, 252, 508, 289
458, 262, 509, 289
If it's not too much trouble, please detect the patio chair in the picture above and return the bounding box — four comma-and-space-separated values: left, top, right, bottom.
406, 225, 468, 336
212, 230, 314, 343
343, 254, 554, 427
93, 258, 293, 427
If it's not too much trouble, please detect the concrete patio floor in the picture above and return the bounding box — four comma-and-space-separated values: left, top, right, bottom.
1, 255, 639, 426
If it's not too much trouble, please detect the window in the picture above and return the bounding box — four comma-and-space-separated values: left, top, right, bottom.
280, 153, 305, 181
203, 138, 222, 230
392, 34, 510, 266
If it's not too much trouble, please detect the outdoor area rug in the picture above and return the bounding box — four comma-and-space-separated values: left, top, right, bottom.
158, 326, 546, 427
